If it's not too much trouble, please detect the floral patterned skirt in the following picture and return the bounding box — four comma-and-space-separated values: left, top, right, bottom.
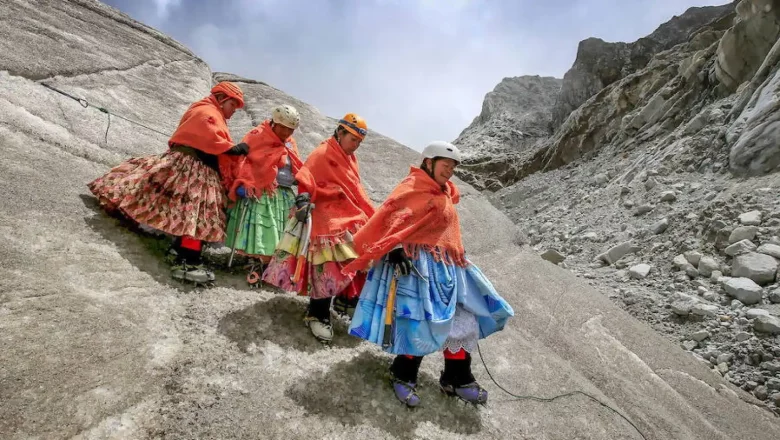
262, 216, 366, 300
87, 150, 227, 242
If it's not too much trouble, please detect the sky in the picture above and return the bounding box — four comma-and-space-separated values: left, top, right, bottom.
102, 0, 729, 150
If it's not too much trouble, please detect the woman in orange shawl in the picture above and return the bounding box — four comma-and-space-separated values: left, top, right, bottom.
262, 113, 375, 343
221, 105, 303, 286
343, 141, 513, 408
87, 82, 249, 285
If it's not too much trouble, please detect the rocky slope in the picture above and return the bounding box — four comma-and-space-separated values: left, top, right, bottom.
461, 0, 780, 414
551, 3, 736, 128
453, 3, 736, 191
2, 1, 780, 439
453, 75, 562, 191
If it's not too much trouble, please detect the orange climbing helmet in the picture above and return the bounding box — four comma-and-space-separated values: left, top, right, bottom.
211, 81, 244, 108
337, 113, 368, 140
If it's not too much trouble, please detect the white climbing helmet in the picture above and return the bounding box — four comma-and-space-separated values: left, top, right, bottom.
272, 104, 300, 129
421, 140, 462, 163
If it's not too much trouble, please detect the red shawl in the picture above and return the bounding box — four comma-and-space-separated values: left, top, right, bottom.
342, 166, 466, 274
168, 95, 234, 155
295, 137, 376, 240
224, 120, 303, 201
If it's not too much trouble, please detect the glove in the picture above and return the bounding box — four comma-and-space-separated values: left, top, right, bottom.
225, 142, 250, 155
236, 186, 247, 198
294, 193, 311, 222
387, 248, 412, 276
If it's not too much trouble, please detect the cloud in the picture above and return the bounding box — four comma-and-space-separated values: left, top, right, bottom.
102, 0, 731, 150
151, 0, 181, 20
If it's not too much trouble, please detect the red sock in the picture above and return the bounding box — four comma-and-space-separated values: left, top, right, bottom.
180, 236, 202, 251
443, 348, 467, 360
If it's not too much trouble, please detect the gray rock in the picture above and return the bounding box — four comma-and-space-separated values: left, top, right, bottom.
594, 173, 609, 185
769, 289, 780, 304
645, 177, 658, 191
754, 315, 780, 335
597, 241, 638, 265
729, 226, 758, 244
703, 291, 719, 302
760, 362, 780, 373
672, 300, 695, 316
541, 249, 566, 264
717, 353, 733, 364
721, 277, 763, 305
754, 386, 769, 401
634, 204, 655, 216
731, 299, 745, 310
582, 232, 599, 241
710, 270, 724, 282
692, 330, 711, 342
685, 251, 703, 266
746, 309, 770, 320
660, 191, 677, 202
686, 266, 700, 279
674, 254, 692, 270
681, 340, 698, 351
732, 252, 778, 285
725, 239, 758, 257
698, 256, 719, 277
629, 264, 652, 280
692, 303, 720, 318
757, 243, 780, 259
739, 211, 762, 226
651, 218, 669, 234
735, 331, 753, 342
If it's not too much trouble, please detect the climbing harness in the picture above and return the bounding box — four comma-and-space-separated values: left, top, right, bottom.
476, 342, 648, 440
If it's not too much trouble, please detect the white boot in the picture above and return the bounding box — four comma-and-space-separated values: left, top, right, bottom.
304, 316, 333, 342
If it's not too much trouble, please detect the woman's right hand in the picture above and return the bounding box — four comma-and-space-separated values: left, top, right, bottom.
294, 193, 312, 222
387, 248, 412, 276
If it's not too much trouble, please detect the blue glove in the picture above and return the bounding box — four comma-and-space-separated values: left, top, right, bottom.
236, 186, 247, 198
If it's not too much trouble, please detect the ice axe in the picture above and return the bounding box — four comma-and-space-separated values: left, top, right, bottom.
291, 204, 314, 284
382, 268, 399, 349
227, 198, 250, 268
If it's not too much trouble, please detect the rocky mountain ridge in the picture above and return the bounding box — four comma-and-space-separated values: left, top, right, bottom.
457, 0, 780, 413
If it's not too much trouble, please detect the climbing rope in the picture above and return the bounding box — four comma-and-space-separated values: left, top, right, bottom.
40, 82, 171, 144
476, 342, 649, 440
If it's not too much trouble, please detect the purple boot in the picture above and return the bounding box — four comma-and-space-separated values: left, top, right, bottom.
439, 380, 488, 405
392, 378, 421, 407
439, 352, 488, 405
390, 355, 424, 408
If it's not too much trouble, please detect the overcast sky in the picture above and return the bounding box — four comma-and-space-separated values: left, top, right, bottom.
102, 0, 728, 150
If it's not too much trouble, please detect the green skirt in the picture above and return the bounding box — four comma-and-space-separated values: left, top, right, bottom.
224, 187, 296, 258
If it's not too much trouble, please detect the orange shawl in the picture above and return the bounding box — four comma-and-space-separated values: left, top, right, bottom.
342, 166, 466, 274
296, 137, 376, 240
168, 95, 234, 155
224, 120, 303, 201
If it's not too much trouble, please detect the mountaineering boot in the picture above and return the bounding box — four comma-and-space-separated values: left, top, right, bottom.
170, 237, 214, 285
332, 294, 358, 320
303, 316, 333, 343
389, 355, 423, 408
304, 297, 333, 343
171, 263, 215, 284
439, 351, 488, 405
